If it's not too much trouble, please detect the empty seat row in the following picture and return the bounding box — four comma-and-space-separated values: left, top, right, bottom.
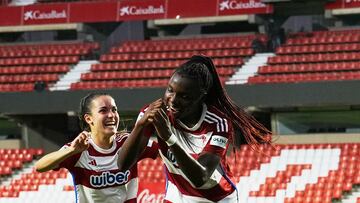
288, 30, 360, 39
81, 70, 173, 80
82, 68, 234, 81
0, 74, 58, 83
70, 79, 169, 90
70, 76, 228, 90
248, 71, 360, 84
0, 148, 44, 156
258, 61, 360, 74
0, 166, 12, 176
0, 148, 44, 175
311, 30, 360, 36
0, 48, 92, 58
268, 52, 360, 64
0, 160, 23, 170
0, 65, 69, 75
111, 41, 253, 53
21, 170, 68, 180
286, 35, 360, 45
0, 83, 37, 92
101, 49, 253, 62
0, 56, 79, 66
122, 35, 263, 47
277, 43, 360, 54
0, 153, 33, 162
92, 57, 243, 71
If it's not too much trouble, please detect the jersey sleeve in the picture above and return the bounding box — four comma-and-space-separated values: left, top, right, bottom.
203, 116, 233, 157
54, 144, 81, 170
139, 139, 159, 160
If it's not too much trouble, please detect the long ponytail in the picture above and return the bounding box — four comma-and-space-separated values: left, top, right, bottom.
177, 55, 272, 148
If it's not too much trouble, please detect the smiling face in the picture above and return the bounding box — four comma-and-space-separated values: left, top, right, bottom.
84, 95, 119, 137
164, 72, 206, 126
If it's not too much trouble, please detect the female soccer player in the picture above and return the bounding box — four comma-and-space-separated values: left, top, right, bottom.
118, 55, 272, 202
35, 93, 158, 203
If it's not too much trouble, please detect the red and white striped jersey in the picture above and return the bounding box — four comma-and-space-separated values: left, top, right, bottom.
139, 104, 237, 202
57, 133, 158, 203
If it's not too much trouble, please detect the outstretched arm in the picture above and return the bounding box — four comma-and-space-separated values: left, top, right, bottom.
117, 99, 162, 171
34, 131, 90, 172
153, 108, 222, 188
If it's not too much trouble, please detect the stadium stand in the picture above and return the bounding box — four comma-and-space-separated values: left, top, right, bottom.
248, 30, 360, 84
0, 42, 99, 92
1, 143, 360, 202
70, 35, 262, 90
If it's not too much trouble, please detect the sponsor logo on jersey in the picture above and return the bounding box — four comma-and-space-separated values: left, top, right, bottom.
210, 135, 228, 148
88, 159, 97, 166
90, 170, 130, 187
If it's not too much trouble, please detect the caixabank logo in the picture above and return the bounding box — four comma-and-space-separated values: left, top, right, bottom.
22, 5, 69, 24
119, 4, 165, 16
219, 0, 266, 11
23, 9, 67, 23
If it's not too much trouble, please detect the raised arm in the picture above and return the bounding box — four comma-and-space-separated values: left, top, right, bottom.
34, 131, 90, 172
153, 108, 222, 188
117, 99, 162, 171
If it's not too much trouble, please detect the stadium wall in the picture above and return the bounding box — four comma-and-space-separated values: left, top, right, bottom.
1, 80, 360, 115
276, 133, 360, 144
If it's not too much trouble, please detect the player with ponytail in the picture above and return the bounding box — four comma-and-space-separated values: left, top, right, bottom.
119, 55, 272, 203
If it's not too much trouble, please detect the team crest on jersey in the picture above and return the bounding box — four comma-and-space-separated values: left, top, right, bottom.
210, 135, 228, 149
90, 170, 130, 187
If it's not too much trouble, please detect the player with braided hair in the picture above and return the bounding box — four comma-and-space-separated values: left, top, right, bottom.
118, 55, 272, 202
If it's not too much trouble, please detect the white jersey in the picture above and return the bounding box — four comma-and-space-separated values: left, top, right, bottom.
57, 133, 158, 203
139, 104, 237, 203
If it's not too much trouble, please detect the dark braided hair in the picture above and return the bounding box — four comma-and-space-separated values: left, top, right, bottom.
175, 55, 272, 148
78, 92, 111, 131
